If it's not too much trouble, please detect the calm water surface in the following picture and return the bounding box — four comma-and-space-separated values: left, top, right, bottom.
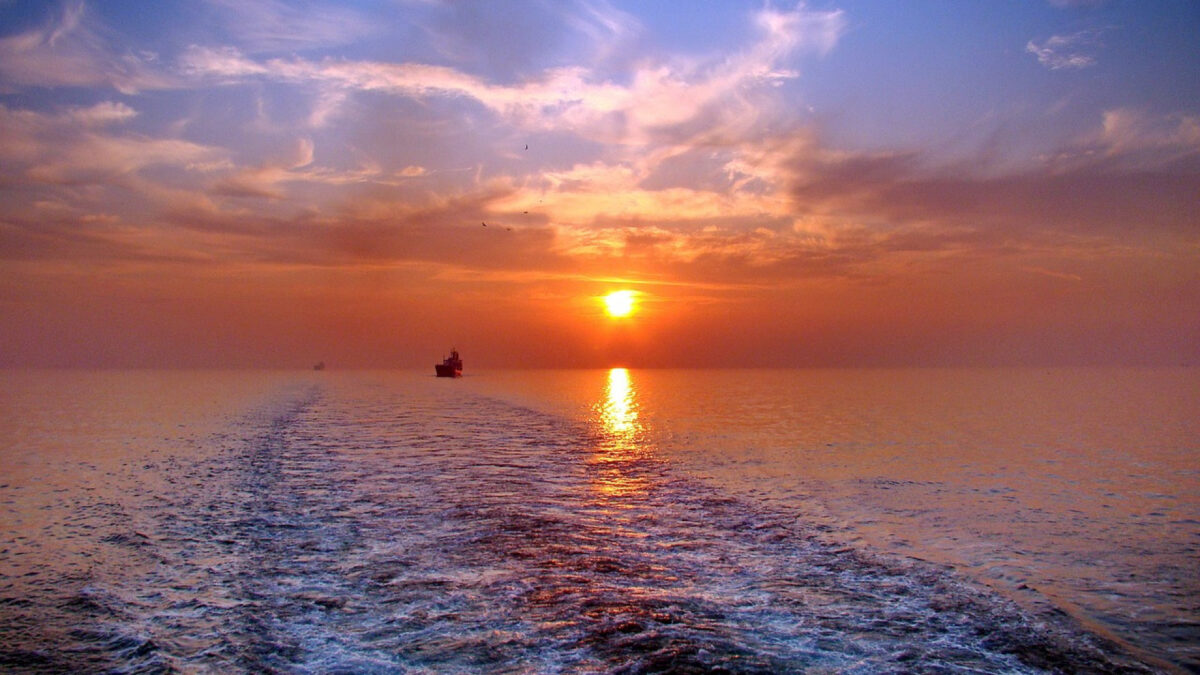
0, 367, 1195, 672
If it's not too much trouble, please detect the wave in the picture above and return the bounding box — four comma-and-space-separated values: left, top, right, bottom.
0, 376, 1156, 673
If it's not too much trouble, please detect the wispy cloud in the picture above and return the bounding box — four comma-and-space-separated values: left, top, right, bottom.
418, 0, 639, 78
2, 0, 1196, 367
0, 1, 173, 93
1095, 108, 1200, 160
62, 100, 139, 126
1026, 30, 1101, 70
204, 0, 377, 53
755, 5, 846, 58
3, 3, 1189, 289
179, 3, 846, 152
0, 103, 225, 185
1036, 108, 1200, 172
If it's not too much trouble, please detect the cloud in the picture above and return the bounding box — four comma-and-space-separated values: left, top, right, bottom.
210, 137, 397, 198
143, 177, 570, 278
29, 136, 224, 185
62, 101, 139, 126
8, 4, 1184, 292
1035, 108, 1200, 173
0, 101, 138, 133
1025, 30, 1101, 70
419, 0, 639, 79
204, 0, 377, 53
0, 103, 225, 186
307, 88, 348, 127
556, 0, 640, 60
178, 3, 846, 153
179, 45, 270, 79
755, 5, 846, 58
0, 2, 173, 93
782, 144, 1200, 254
1095, 108, 1200, 160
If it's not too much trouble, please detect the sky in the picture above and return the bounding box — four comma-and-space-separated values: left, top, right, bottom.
1, 0, 1197, 368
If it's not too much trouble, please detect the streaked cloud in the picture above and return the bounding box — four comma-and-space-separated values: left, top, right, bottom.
1026, 31, 1101, 70
0, 103, 225, 185
179, 3, 846, 153
0, 2, 172, 93
755, 5, 846, 58
1095, 108, 1200, 161
204, 0, 377, 53
1, 0, 1197, 367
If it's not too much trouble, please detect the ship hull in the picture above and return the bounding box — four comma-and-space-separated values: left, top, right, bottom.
435, 347, 463, 377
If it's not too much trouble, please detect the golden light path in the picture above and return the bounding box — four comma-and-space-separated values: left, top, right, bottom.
590, 367, 649, 501
601, 367, 637, 436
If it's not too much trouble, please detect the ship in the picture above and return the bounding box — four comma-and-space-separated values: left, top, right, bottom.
435, 348, 462, 378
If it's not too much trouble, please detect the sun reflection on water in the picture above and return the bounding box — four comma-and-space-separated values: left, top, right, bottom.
589, 368, 649, 500
602, 368, 637, 438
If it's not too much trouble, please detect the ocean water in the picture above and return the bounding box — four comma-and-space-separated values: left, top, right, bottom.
0, 368, 1195, 673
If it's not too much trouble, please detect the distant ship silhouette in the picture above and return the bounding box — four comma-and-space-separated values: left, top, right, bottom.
435, 349, 462, 378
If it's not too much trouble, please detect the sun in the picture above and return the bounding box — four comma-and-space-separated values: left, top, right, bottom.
602, 290, 636, 318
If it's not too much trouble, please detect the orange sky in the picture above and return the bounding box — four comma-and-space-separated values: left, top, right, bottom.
1, 2, 1198, 368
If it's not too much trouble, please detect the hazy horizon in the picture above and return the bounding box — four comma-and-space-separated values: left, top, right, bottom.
2, 1, 1198, 369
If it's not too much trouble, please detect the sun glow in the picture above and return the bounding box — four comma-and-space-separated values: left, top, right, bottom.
603, 290, 636, 317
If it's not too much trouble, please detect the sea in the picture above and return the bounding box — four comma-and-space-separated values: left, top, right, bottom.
0, 367, 1196, 673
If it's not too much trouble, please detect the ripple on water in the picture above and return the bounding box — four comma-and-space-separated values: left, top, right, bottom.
0, 375, 1159, 673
